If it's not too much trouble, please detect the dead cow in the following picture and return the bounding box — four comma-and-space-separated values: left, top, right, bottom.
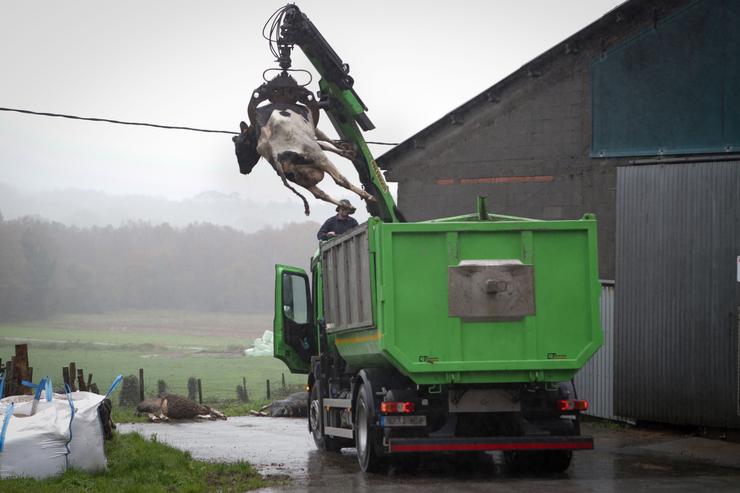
261, 391, 308, 417
233, 74, 374, 215
136, 394, 226, 422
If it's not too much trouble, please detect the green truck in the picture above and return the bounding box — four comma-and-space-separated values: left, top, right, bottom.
275, 208, 601, 472
253, 5, 602, 472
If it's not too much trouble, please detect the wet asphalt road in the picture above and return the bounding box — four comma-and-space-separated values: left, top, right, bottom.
120, 417, 740, 492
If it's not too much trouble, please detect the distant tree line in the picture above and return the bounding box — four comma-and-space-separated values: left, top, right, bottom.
0, 212, 319, 321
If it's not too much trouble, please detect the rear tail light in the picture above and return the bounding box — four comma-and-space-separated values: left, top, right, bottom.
573, 399, 589, 411
556, 399, 589, 412
556, 399, 573, 412
380, 401, 415, 414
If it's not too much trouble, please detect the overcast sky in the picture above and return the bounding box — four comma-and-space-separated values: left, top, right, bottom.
0, 0, 624, 221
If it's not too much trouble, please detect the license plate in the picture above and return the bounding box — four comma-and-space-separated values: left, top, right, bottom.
380, 415, 427, 427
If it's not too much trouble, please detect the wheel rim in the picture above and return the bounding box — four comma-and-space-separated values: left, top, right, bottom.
356, 399, 368, 459
309, 399, 321, 437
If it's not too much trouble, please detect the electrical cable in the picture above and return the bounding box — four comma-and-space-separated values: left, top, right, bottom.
0, 106, 399, 145
0, 106, 238, 135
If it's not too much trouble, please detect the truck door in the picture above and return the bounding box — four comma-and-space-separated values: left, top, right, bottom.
274, 264, 316, 374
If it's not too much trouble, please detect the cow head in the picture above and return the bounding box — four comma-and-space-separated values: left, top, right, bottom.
233, 122, 260, 174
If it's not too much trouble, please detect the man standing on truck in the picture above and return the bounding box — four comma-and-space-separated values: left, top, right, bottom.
317, 199, 357, 241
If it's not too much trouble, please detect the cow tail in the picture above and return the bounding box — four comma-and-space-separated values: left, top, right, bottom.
276, 162, 310, 216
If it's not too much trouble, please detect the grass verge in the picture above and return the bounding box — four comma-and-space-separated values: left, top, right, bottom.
0, 432, 272, 493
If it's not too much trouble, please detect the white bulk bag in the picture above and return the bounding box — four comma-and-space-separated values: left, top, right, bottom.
0, 401, 70, 479
64, 391, 107, 473
0, 375, 121, 478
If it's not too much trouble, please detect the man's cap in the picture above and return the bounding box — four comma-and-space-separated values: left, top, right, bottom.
336, 199, 356, 214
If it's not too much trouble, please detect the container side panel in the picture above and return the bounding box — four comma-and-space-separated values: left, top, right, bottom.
529, 231, 593, 363
457, 232, 530, 363
321, 225, 374, 333
388, 232, 452, 365
360, 235, 373, 326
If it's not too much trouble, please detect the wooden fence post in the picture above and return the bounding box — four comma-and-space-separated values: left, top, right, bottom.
266, 379, 271, 400
139, 368, 144, 402
197, 378, 203, 404
77, 368, 86, 392
62, 367, 70, 389
281, 373, 286, 391
69, 362, 77, 392
5, 359, 14, 396
15, 345, 31, 395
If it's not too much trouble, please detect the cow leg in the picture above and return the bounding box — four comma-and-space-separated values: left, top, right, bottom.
305, 184, 342, 208
317, 139, 355, 160
313, 156, 375, 202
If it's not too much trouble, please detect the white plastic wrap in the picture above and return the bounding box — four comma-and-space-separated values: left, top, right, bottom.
244, 330, 274, 356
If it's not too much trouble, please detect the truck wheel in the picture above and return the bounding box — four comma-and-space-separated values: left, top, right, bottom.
355, 385, 386, 473
504, 450, 572, 473
309, 384, 343, 452
541, 450, 572, 472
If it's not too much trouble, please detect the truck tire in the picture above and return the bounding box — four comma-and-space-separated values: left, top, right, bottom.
504, 450, 572, 473
309, 384, 343, 452
355, 385, 386, 473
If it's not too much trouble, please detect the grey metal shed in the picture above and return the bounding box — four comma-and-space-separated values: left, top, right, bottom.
614, 161, 740, 428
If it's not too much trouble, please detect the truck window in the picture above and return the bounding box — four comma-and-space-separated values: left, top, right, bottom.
282, 273, 309, 324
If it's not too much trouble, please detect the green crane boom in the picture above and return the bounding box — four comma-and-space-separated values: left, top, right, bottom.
264, 4, 403, 223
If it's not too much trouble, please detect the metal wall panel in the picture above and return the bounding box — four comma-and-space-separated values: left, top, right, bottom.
321, 225, 373, 332
592, 0, 740, 158
575, 282, 620, 421
615, 161, 740, 428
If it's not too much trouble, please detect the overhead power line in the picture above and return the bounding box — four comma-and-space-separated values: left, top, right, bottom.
0, 106, 399, 145
0, 106, 238, 135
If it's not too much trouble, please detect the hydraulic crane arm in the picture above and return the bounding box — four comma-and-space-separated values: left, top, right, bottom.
266, 4, 403, 223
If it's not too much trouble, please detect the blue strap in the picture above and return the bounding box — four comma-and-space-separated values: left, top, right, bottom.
104, 374, 123, 399
22, 378, 53, 402
63, 386, 75, 466
24, 378, 46, 401
0, 376, 4, 399
0, 403, 14, 452
45, 377, 53, 402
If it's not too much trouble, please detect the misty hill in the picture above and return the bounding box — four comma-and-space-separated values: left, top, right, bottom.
0, 183, 342, 233
0, 215, 322, 321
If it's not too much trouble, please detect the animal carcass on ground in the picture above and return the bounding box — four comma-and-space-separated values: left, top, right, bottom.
136, 394, 226, 422
233, 74, 374, 215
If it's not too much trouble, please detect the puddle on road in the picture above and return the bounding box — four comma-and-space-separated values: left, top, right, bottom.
120, 417, 740, 492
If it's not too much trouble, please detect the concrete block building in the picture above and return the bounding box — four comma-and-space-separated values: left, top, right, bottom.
378, 0, 740, 429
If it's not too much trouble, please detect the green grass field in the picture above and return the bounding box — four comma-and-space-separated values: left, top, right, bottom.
0, 311, 305, 407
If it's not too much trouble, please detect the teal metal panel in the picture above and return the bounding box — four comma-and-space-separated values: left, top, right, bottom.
591, 0, 739, 157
